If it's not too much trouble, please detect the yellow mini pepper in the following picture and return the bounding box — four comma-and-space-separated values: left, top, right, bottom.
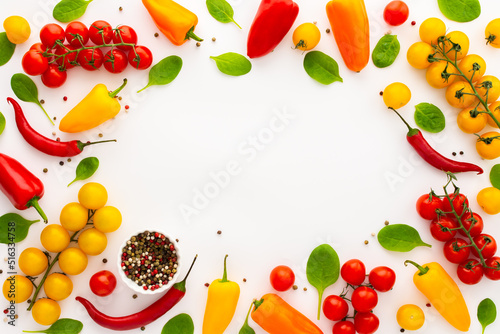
405, 260, 470, 332
59, 79, 127, 133
142, 0, 203, 46
202, 255, 240, 334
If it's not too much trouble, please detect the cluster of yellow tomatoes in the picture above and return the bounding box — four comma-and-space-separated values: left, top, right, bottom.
2, 182, 122, 326
407, 17, 500, 160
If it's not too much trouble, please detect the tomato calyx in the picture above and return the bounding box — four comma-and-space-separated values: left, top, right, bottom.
475, 133, 500, 145
486, 33, 497, 46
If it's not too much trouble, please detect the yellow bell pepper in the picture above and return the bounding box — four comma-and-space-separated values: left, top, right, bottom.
405, 260, 470, 332
202, 255, 240, 334
142, 0, 203, 46
59, 79, 127, 133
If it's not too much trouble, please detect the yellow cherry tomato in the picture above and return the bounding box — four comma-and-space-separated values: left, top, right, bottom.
383, 82, 411, 109
2, 275, 33, 303
78, 228, 107, 256
457, 106, 487, 134
485, 18, 500, 48
292, 23, 321, 51
44, 273, 73, 301
32, 298, 61, 326
477, 187, 500, 215
78, 182, 108, 210
407, 41, 434, 69
475, 75, 500, 104
446, 81, 476, 109
58, 247, 88, 275
444, 31, 469, 61
419, 17, 446, 46
60, 202, 88, 231
19, 247, 48, 276
93, 206, 122, 233
3, 16, 30, 44
457, 54, 486, 82
487, 101, 500, 128
397, 304, 425, 331
476, 131, 500, 160
40, 224, 70, 253
426, 61, 458, 89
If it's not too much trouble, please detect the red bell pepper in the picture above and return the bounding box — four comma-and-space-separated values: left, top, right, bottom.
0, 153, 47, 222
247, 0, 299, 59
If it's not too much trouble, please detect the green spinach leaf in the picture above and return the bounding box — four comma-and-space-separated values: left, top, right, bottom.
490, 164, 500, 190
0, 112, 5, 136
372, 34, 400, 68
437, 0, 481, 22
239, 304, 255, 334
210, 52, 252, 76
68, 157, 99, 187
478, 298, 497, 334
414, 102, 445, 133
0, 213, 39, 244
206, 0, 241, 29
306, 244, 340, 320
303, 51, 343, 85
0, 32, 16, 66
378, 224, 431, 252
161, 313, 194, 334
138, 56, 183, 93
23, 318, 83, 333
11, 74, 53, 125
53, 0, 93, 23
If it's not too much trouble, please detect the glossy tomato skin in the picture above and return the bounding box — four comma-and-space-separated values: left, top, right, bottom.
341, 259, 366, 286
323, 295, 349, 321
354, 312, 379, 334
430, 216, 458, 242
40, 23, 65, 48
22, 50, 49, 76
459, 212, 484, 238
332, 320, 356, 334
351, 286, 378, 313
77, 48, 104, 70
30, 42, 48, 54
41, 64, 67, 88
269, 265, 295, 291
89, 270, 117, 296
383, 1, 409, 26
443, 238, 470, 264
484, 256, 500, 280
54, 44, 77, 69
113, 25, 137, 51
368, 266, 396, 292
128, 45, 153, 70
89, 20, 113, 45
103, 49, 128, 73
65, 21, 89, 47
442, 193, 469, 217
472, 234, 497, 259
457, 259, 483, 285
416, 194, 443, 220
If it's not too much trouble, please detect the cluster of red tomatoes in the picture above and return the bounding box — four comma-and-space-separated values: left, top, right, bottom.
323, 259, 396, 334
417, 193, 500, 285
21, 21, 153, 88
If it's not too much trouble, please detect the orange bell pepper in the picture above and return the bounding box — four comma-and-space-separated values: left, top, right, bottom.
142, 0, 203, 46
326, 0, 370, 72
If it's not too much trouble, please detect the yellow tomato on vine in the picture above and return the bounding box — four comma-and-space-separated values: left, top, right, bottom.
292, 23, 321, 51
60, 202, 88, 231
19, 247, 48, 276
44, 273, 73, 301
476, 131, 500, 160
40, 224, 70, 253
457, 54, 486, 82
457, 106, 487, 134
78, 182, 108, 210
446, 81, 476, 109
426, 61, 458, 89
444, 31, 469, 60
475, 75, 500, 104
93, 206, 122, 233
407, 41, 434, 69
477, 187, 500, 215
58, 247, 88, 275
32, 298, 61, 326
78, 228, 107, 256
485, 18, 500, 48
419, 17, 446, 46
487, 101, 500, 128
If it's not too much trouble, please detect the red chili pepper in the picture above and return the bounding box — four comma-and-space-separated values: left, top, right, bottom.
0, 153, 48, 222
247, 0, 299, 59
76, 255, 197, 331
391, 108, 483, 174
7, 98, 116, 157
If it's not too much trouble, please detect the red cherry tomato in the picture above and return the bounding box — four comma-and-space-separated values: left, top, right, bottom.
341, 259, 366, 286
104, 49, 128, 74
54, 45, 77, 70
77, 48, 104, 71
368, 266, 396, 292
442, 193, 469, 217
29, 43, 48, 54
457, 259, 483, 285
351, 286, 378, 313
430, 216, 458, 242
113, 25, 138, 51
323, 295, 349, 321
443, 238, 470, 264
40, 23, 65, 48
41, 64, 67, 88
383, 1, 409, 26
416, 194, 443, 220
484, 256, 500, 281
89, 270, 117, 297
471, 234, 497, 259
128, 45, 153, 70
354, 312, 379, 334
22, 50, 49, 76
332, 320, 356, 334
89, 20, 114, 45
269, 265, 295, 291
65, 21, 89, 47
459, 212, 484, 238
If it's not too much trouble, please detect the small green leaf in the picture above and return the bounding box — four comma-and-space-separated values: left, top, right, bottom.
239, 303, 256, 334
11, 73, 53, 125
206, 0, 241, 29
490, 165, 500, 190
68, 157, 99, 186
210, 52, 252, 76
372, 34, 400, 68
378, 224, 432, 252
303, 51, 343, 85
0, 32, 16, 66
161, 314, 194, 334
138, 56, 183, 93
0, 112, 5, 136
478, 298, 496, 334
23, 318, 83, 333
414, 102, 446, 133
0, 213, 39, 244
53, 0, 93, 23
437, 0, 481, 22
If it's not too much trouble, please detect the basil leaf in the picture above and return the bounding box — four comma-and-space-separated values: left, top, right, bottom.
306, 244, 340, 320
0, 32, 16, 66
206, 0, 241, 29
437, 0, 481, 23
11, 73, 54, 125
53, 0, 93, 23
378, 224, 432, 252
239, 304, 255, 334
23, 318, 83, 333
68, 157, 99, 187
138, 56, 183, 93
0, 112, 5, 136
303, 51, 343, 85
161, 314, 194, 334
478, 298, 496, 334
0, 213, 39, 244
372, 34, 400, 68
490, 165, 500, 190
414, 102, 445, 133
210, 52, 252, 76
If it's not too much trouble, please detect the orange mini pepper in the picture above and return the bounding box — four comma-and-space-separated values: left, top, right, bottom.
142, 0, 203, 46
326, 0, 370, 72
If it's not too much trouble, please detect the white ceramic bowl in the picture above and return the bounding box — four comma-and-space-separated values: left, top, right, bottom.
117, 230, 181, 295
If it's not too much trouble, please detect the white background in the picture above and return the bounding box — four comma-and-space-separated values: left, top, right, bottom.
1, 0, 500, 333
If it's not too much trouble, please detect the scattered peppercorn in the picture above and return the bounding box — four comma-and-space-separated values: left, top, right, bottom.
132, 294, 138, 299
176, 239, 179, 243
371, 232, 376, 237
426, 303, 431, 307
67, 158, 71, 162
326, 28, 331, 33
59, 161, 64, 166
102, 258, 108, 263
205, 283, 209, 287
364, 240, 369, 245
53, 117, 56, 121
243, 278, 247, 282
452, 152, 457, 156
196, 42, 201, 47
27, 299, 31, 304
0, 269, 3, 274
140, 326, 145, 331
411, 21, 416, 26
56, 137, 60, 142
40, 99, 45, 104
292, 285, 298, 290
3, 309, 7, 314
400, 329, 405, 333
384, 220, 390, 225
15, 315, 18, 319
43, 168, 48, 173
217, 230, 222, 235
379, 91, 383, 96
118, 96, 122, 101
313, 21, 317, 25
52, 132, 56, 136
460, 151, 464, 155
119, 7, 123, 11
154, 32, 159, 37
63, 96, 68, 101
212, 37, 216, 42
125, 105, 130, 110
303, 287, 307, 291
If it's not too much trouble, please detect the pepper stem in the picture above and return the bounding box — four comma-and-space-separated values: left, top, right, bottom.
253, 298, 264, 311
185, 26, 203, 42
77, 139, 117, 152
173, 254, 198, 293
27, 197, 48, 223
109, 79, 128, 98
220, 254, 229, 283
404, 260, 430, 276
389, 107, 419, 136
